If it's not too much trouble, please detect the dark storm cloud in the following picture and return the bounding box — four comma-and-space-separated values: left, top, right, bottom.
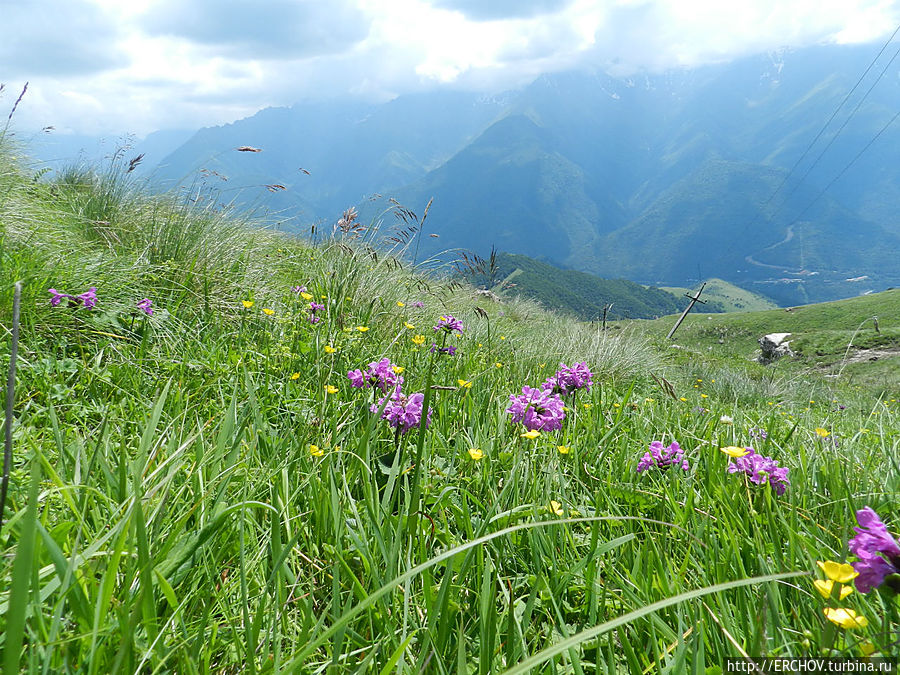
426, 0, 572, 21
142, 0, 370, 60
0, 0, 126, 77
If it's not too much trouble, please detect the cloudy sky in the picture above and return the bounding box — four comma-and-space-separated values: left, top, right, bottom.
2, 0, 898, 136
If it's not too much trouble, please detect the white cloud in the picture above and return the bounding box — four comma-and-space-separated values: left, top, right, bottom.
2, 0, 898, 136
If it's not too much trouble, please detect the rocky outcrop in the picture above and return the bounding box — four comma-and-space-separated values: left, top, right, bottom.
758, 333, 794, 364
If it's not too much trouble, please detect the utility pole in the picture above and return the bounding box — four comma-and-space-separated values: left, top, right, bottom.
666, 282, 707, 340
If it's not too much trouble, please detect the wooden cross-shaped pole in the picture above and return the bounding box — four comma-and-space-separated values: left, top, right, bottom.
666, 282, 707, 340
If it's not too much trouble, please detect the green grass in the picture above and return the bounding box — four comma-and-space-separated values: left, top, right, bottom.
661, 278, 779, 313
1, 139, 899, 672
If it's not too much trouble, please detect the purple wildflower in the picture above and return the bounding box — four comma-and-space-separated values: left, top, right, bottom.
77, 287, 98, 309
506, 385, 565, 432
137, 298, 153, 316
726, 447, 790, 495
848, 507, 900, 593
636, 440, 689, 473
309, 302, 325, 313
429, 343, 457, 356
411, 301, 424, 308
309, 314, 321, 324
541, 362, 593, 396
48, 288, 70, 306
371, 390, 432, 434
347, 358, 404, 393
291, 285, 307, 294
749, 427, 768, 440
433, 314, 464, 335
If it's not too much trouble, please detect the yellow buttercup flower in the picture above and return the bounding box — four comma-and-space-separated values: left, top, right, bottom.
495, 362, 503, 368
392, 366, 404, 374
823, 607, 868, 629
397, 301, 405, 307
290, 372, 300, 380
242, 300, 254, 308
300, 292, 313, 301
468, 448, 484, 461
701, 393, 708, 399
721, 446, 749, 458
815, 427, 830, 438
356, 326, 369, 332
679, 397, 688, 402
404, 322, 415, 330
458, 379, 472, 389
583, 403, 593, 410
557, 445, 570, 455
839, 585, 854, 600
412, 334, 425, 345
324, 385, 338, 394
813, 579, 834, 599
262, 308, 275, 316
309, 444, 324, 457
817, 561, 858, 583
520, 430, 540, 439
549, 500, 564, 516
324, 345, 337, 354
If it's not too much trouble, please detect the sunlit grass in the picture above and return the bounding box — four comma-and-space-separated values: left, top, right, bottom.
1, 141, 898, 672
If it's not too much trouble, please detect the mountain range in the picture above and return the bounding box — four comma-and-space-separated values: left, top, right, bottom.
27, 43, 900, 306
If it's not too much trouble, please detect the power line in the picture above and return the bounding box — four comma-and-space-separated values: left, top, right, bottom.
762, 23, 900, 210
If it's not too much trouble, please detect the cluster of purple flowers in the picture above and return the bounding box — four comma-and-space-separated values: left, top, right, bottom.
430, 344, 457, 356
433, 315, 464, 335
370, 390, 432, 435
291, 285, 307, 294
347, 358, 404, 393
848, 507, 900, 593
137, 298, 153, 316
49, 287, 98, 309
541, 362, 593, 396
725, 447, 790, 495
308, 301, 325, 324
411, 301, 424, 308
637, 441, 690, 473
506, 386, 566, 432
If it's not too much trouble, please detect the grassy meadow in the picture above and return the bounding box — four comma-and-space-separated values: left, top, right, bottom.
1, 137, 899, 673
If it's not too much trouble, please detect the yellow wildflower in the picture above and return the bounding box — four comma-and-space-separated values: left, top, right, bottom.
290, 372, 300, 380
839, 585, 854, 600
392, 366, 404, 374
520, 430, 540, 440
583, 403, 593, 410
721, 446, 749, 458
309, 444, 324, 457
815, 427, 830, 438
324, 345, 337, 354
468, 448, 484, 461
549, 500, 564, 516
242, 300, 254, 308
397, 301, 405, 307
324, 385, 338, 394
458, 379, 473, 389
495, 362, 503, 368
412, 334, 425, 345
404, 322, 415, 330
817, 561, 858, 583
300, 292, 313, 301
356, 326, 369, 332
701, 393, 708, 399
813, 579, 834, 599
262, 308, 275, 316
679, 397, 688, 402
557, 445, 570, 455
823, 607, 868, 629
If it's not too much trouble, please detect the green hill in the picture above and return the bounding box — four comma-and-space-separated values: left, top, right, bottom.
463, 252, 713, 320
661, 278, 779, 313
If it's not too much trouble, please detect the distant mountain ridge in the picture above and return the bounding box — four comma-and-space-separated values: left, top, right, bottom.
76, 43, 900, 306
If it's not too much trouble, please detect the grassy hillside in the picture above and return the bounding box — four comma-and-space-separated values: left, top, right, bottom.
1, 140, 899, 671
627, 290, 900, 392
464, 252, 707, 320
662, 278, 779, 313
